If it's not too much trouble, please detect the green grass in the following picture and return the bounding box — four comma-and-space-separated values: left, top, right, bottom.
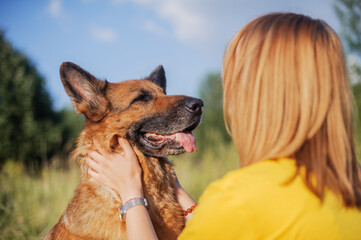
0, 138, 359, 239
0, 144, 238, 239
0, 161, 79, 240
172, 143, 239, 200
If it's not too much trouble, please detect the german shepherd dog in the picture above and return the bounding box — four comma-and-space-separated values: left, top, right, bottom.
43, 62, 203, 240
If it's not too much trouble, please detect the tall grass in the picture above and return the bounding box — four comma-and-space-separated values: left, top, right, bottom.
0, 161, 79, 240
0, 143, 238, 239
172, 143, 239, 200
0, 137, 359, 239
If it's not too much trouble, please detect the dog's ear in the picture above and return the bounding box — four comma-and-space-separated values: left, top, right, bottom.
60, 62, 109, 122
146, 65, 166, 94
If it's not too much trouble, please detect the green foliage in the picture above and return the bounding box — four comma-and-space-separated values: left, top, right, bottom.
0, 145, 238, 239
54, 108, 84, 168
335, 0, 361, 159
335, 0, 361, 55
335, 0, 361, 80
352, 83, 361, 160
0, 161, 79, 239
0, 31, 83, 171
193, 73, 231, 155
0, 31, 55, 170
353, 83, 361, 119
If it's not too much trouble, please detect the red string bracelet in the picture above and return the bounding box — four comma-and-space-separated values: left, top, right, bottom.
182, 203, 198, 216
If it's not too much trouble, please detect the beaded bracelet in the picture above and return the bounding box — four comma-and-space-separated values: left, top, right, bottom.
182, 203, 198, 216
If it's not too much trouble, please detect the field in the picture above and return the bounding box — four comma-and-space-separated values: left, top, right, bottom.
0, 117, 360, 239
1, 134, 360, 239
0, 144, 239, 239
1, 139, 361, 239
0, 161, 80, 239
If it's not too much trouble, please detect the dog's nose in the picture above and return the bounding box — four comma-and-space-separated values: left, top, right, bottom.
185, 98, 204, 113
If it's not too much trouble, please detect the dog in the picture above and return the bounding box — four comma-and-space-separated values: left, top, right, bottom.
43, 62, 203, 240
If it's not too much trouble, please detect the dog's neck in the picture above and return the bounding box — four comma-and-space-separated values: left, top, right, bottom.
72, 130, 174, 204
62, 131, 183, 240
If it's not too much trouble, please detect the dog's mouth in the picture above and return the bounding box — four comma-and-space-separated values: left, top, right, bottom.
140, 131, 196, 153
135, 118, 201, 156
131, 97, 203, 157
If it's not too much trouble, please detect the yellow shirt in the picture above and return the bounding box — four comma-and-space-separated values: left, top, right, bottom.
178, 158, 361, 240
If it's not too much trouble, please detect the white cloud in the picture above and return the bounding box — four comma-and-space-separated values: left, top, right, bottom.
47, 0, 63, 18
156, 0, 210, 43
143, 20, 165, 35
117, 0, 211, 44
105, 0, 339, 51
90, 25, 118, 43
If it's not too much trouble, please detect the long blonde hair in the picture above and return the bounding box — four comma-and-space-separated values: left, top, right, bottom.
223, 13, 361, 207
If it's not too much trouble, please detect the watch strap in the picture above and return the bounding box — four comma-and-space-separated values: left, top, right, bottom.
119, 198, 148, 221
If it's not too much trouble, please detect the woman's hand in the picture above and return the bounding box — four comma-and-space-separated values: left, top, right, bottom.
86, 137, 143, 202
87, 137, 158, 239
86, 137, 196, 225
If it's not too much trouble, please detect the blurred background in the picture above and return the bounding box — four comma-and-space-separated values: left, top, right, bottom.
0, 0, 360, 239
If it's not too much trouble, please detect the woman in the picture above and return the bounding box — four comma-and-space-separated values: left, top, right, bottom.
87, 13, 361, 239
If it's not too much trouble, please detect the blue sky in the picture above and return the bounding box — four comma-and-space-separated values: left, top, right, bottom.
0, 0, 341, 109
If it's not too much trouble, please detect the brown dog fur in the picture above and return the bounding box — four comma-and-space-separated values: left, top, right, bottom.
43, 62, 203, 240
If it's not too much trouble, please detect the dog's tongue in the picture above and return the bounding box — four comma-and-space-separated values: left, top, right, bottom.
146, 131, 197, 152
175, 132, 197, 153
165, 132, 196, 153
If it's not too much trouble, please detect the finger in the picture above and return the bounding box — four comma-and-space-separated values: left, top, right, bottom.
118, 137, 135, 157
88, 151, 104, 164
88, 168, 112, 190
93, 139, 108, 156
86, 157, 102, 171
88, 167, 101, 180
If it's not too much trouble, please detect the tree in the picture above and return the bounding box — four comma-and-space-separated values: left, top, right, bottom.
193, 73, 231, 155
334, 0, 361, 156
0, 31, 82, 171
54, 108, 84, 167
352, 83, 361, 145
335, 0, 361, 81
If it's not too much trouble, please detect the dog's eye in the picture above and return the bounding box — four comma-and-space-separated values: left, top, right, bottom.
131, 91, 152, 104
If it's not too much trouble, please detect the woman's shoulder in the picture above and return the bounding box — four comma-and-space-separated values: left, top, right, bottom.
181, 158, 361, 240
179, 159, 297, 239
180, 158, 361, 240
202, 158, 297, 198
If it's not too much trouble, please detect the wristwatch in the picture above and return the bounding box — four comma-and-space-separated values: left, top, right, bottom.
119, 198, 148, 221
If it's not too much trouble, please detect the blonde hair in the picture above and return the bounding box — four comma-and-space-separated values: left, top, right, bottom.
223, 13, 361, 207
